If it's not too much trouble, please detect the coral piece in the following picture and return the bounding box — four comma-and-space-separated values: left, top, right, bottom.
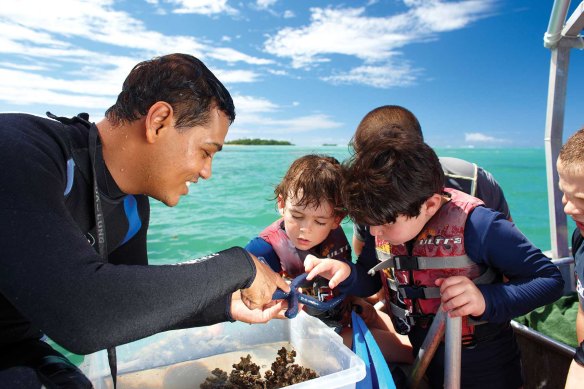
199, 347, 318, 388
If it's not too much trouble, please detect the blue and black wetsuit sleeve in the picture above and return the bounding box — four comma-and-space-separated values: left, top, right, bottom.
245, 237, 281, 273
334, 229, 382, 297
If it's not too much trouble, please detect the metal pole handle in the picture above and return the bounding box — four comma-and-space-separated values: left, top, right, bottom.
444, 315, 462, 389
409, 307, 447, 389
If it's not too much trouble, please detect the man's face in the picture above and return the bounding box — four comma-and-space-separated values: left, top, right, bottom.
369, 213, 426, 246
279, 193, 340, 251
558, 160, 584, 236
147, 107, 229, 206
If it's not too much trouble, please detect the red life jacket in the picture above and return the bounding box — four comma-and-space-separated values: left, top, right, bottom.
375, 189, 497, 340
259, 218, 351, 277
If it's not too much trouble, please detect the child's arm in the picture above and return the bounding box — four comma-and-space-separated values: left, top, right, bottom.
245, 237, 281, 273
463, 207, 564, 323
304, 254, 379, 297
565, 358, 584, 389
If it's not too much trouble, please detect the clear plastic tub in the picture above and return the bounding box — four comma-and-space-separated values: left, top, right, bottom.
81, 312, 365, 388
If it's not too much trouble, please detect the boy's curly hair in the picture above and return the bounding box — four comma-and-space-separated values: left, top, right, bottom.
275, 154, 346, 219
343, 136, 444, 226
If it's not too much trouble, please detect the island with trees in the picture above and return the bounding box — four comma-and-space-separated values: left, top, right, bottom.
225, 138, 293, 145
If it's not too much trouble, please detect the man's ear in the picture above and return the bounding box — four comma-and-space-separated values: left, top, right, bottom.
144, 101, 173, 144
277, 195, 285, 215
423, 193, 444, 218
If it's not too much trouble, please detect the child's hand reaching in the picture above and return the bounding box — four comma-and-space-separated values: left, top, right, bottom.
304, 254, 351, 289
435, 276, 486, 318
350, 297, 379, 326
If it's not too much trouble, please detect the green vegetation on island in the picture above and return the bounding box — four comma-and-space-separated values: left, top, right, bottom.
225, 138, 293, 146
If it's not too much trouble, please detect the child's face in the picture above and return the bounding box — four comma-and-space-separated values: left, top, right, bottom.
368, 194, 443, 245
278, 193, 341, 251
558, 160, 584, 236
369, 213, 428, 246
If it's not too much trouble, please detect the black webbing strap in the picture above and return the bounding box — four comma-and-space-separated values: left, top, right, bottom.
88, 126, 117, 388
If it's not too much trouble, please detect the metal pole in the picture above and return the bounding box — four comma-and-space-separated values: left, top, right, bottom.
409, 308, 447, 389
544, 42, 571, 260
444, 316, 462, 389
544, 0, 571, 48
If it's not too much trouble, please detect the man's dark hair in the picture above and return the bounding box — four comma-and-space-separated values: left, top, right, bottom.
275, 154, 346, 218
351, 105, 422, 153
343, 136, 444, 226
105, 53, 235, 129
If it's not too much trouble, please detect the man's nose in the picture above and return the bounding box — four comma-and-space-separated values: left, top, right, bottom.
200, 159, 212, 180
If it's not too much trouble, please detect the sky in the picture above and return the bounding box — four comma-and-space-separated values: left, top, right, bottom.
0, 0, 582, 147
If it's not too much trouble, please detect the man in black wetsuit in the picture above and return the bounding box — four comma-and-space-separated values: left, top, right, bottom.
0, 53, 290, 388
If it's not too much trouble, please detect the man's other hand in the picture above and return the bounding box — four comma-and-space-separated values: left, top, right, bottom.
240, 254, 290, 310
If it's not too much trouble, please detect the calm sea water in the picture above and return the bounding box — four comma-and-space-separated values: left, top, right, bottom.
147, 146, 568, 264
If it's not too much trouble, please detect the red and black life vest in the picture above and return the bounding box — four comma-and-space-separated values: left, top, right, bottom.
259, 218, 351, 277
374, 189, 497, 340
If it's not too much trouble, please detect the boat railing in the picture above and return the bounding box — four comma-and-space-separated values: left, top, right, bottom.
544, 0, 584, 260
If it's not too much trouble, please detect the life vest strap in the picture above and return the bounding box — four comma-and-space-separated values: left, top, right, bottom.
389, 302, 417, 325
373, 252, 476, 271
387, 277, 441, 299
386, 267, 497, 302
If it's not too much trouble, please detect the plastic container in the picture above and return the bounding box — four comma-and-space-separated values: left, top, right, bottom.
80, 312, 365, 389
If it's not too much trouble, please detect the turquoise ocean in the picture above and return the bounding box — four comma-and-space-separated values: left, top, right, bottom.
148, 145, 568, 264
62, 146, 574, 364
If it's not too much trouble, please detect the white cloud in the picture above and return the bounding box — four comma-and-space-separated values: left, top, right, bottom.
165, 0, 237, 15
207, 47, 273, 65
0, 68, 115, 109
405, 0, 493, 32
323, 61, 419, 88
256, 0, 277, 10
232, 112, 342, 133
233, 95, 278, 113
228, 95, 343, 137
0, 62, 51, 72
265, 7, 413, 68
283, 10, 295, 19
0, 0, 274, 110
0, 0, 268, 65
270, 114, 342, 133
266, 68, 288, 76
264, 1, 495, 86
215, 69, 262, 83
464, 132, 506, 144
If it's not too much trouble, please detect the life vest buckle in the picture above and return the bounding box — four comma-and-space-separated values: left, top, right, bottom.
393, 255, 419, 270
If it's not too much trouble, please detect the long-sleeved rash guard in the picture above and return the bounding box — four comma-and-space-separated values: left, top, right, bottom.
340, 206, 564, 388
0, 113, 256, 357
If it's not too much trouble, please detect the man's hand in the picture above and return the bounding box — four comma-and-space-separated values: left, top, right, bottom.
240, 254, 290, 310
304, 254, 351, 289
230, 291, 288, 324
436, 276, 486, 318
